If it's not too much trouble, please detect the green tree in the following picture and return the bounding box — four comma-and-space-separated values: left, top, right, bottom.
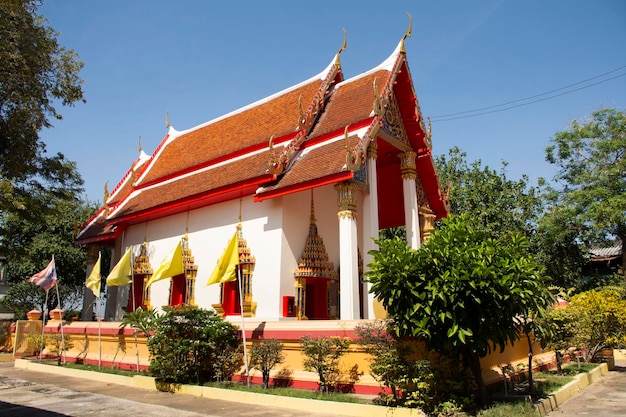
1, 195, 95, 287
0, 280, 82, 320
367, 214, 555, 405
1, 0, 85, 213
249, 338, 285, 389
300, 335, 351, 393
435, 147, 542, 241
545, 108, 626, 280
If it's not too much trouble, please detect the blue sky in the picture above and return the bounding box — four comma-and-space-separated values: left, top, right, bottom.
39, 1, 626, 203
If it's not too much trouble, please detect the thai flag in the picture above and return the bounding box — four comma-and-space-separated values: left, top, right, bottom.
29, 256, 57, 291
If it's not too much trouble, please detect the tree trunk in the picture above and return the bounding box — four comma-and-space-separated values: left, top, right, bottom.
467, 351, 489, 407
526, 332, 534, 395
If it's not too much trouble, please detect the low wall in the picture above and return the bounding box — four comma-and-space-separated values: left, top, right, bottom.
11, 318, 556, 395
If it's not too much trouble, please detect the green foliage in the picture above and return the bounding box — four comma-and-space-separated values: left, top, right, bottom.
147, 306, 242, 385
0, 0, 85, 212
367, 214, 555, 405
435, 147, 543, 241
249, 338, 285, 388
1, 196, 95, 287
542, 288, 626, 362
354, 320, 435, 410
0, 280, 82, 320
544, 108, 626, 280
300, 335, 351, 393
120, 307, 158, 339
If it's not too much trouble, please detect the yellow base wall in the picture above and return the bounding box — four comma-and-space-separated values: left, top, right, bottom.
11, 319, 555, 394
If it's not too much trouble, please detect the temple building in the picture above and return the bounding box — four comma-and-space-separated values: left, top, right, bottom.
75, 27, 449, 322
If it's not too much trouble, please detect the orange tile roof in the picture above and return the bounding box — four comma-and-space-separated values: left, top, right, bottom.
139, 81, 322, 185
310, 70, 388, 139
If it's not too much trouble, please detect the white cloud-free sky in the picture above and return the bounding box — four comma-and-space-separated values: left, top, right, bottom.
39, 0, 626, 203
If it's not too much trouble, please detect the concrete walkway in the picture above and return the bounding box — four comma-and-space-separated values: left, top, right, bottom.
546, 360, 626, 416
0, 360, 422, 417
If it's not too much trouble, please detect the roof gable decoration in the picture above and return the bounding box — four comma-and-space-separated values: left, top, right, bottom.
338, 14, 419, 176
268, 31, 348, 176
105, 137, 152, 207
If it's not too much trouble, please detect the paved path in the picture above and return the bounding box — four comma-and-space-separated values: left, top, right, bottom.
547, 361, 626, 417
0, 362, 347, 417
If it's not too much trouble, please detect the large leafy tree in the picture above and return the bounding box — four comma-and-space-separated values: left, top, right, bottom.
367, 214, 555, 405
545, 108, 626, 281
436, 146, 586, 290
0, 0, 85, 213
435, 147, 542, 241
1, 195, 95, 287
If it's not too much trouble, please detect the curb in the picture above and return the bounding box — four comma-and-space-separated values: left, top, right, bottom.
13, 359, 424, 417
534, 362, 609, 416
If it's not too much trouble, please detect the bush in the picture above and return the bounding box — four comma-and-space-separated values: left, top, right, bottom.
354, 320, 435, 410
249, 338, 285, 388
300, 335, 353, 393
147, 306, 242, 384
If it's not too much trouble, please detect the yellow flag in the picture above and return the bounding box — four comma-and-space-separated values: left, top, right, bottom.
106, 248, 133, 287
207, 232, 239, 286
146, 241, 184, 289
85, 252, 102, 297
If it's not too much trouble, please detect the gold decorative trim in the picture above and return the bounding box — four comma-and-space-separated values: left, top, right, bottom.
366, 139, 378, 160
103, 181, 110, 215
335, 28, 347, 66
344, 125, 362, 170
400, 12, 413, 54
425, 117, 432, 149
399, 151, 417, 180
335, 181, 359, 219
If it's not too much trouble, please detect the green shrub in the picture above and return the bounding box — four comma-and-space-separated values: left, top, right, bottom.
300, 335, 352, 393
147, 306, 241, 384
249, 338, 285, 388
355, 320, 435, 409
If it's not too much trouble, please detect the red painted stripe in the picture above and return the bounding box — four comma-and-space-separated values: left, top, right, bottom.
254, 171, 353, 202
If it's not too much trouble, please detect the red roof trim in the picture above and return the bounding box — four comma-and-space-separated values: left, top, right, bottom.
254, 171, 354, 202
74, 223, 123, 246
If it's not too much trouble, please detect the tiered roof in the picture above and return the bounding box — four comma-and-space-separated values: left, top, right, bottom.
76, 31, 448, 245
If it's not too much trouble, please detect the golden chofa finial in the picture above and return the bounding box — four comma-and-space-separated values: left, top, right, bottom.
103, 181, 110, 213
137, 135, 142, 152
400, 12, 413, 53
335, 28, 347, 66
165, 111, 171, 128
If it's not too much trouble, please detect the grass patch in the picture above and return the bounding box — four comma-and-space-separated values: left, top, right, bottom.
42, 360, 146, 378
477, 402, 537, 417
205, 381, 370, 404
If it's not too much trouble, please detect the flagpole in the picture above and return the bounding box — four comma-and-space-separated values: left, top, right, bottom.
237, 265, 250, 388
39, 289, 48, 362
54, 281, 66, 364
97, 294, 102, 368
131, 250, 140, 374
